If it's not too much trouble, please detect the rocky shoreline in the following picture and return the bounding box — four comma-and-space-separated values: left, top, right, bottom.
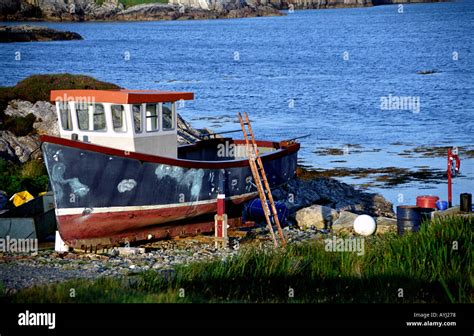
0, 0, 448, 22
0, 25, 83, 43
0, 1, 281, 22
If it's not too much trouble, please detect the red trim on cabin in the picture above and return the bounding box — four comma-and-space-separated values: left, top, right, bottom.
50, 89, 194, 104
40, 135, 300, 169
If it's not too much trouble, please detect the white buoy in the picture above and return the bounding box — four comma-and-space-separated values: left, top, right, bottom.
54, 231, 69, 252
353, 215, 376, 236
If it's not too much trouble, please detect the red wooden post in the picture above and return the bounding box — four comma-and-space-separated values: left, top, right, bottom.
217, 193, 225, 237
447, 147, 461, 208
215, 193, 227, 248
448, 148, 452, 208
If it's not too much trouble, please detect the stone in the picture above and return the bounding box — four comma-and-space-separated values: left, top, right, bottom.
295, 204, 339, 230
0, 131, 41, 163
432, 206, 462, 218
375, 217, 397, 234
177, 113, 206, 144
116, 247, 145, 256
331, 211, 358, 234
5, 100, 59, 136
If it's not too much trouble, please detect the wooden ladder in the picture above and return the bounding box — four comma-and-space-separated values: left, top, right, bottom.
238, 112, 286, 248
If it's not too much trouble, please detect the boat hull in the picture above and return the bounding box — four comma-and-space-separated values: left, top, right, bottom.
41, 135, 299, 246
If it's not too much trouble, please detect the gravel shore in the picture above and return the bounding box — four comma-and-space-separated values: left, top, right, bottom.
0, 226, 322, 292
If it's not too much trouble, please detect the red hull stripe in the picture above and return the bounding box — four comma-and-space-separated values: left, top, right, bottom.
57, 193, 256, 241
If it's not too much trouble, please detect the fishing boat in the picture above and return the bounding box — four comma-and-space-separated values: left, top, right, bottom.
41, 89, 300, 249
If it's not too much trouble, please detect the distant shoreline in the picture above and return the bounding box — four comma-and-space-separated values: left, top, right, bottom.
0, 0, 449, 23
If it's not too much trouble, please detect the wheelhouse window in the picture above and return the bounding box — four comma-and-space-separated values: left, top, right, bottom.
76, 103, 89, 131
162, 102, 174, 131
145, 103, 159, 132
58, 102, 72, 131
76, 103, 106, 131
132, 104, 142, 133
93, 104, 106, 131
111, 105, 127, 133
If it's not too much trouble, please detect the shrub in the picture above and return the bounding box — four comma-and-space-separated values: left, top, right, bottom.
21, 159, 47, 178
119, 0, 169, 8
3, 113, 36, 136
12, 73, 121, 103
0, 159, 49, 197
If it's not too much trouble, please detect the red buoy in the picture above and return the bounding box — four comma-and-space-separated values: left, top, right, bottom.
416, 195, 439, 209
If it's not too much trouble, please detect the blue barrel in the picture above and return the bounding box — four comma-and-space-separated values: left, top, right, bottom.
397, 206, 422, 235
246, 199, 288, 226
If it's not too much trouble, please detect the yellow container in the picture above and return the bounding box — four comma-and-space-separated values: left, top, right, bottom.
10, 190, 34, 207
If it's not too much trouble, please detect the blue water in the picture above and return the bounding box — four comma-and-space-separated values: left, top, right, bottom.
1, 1, 473, 206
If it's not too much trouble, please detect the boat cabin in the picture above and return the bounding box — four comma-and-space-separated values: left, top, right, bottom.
50, 89, 194, 158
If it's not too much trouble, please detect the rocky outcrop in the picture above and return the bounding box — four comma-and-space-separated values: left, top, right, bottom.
0, 25, 83, 42
177, 113, 207, 143
267, 0, 445, 9
5, 100, 59, 136
273, 169, 396, 232
1, 100, 59, 163
372, 0, 445, 4
114, 3, 279, 21
268, 0, 372, 9
0, 0, 447, 21
0, 131, 41, 163
0, 0, 281, 21
273, 176, 395, 218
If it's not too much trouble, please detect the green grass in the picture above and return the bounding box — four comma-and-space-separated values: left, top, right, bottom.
8, 216, 473, 303
0, 159, 49, 197
119, 0, 169, 8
